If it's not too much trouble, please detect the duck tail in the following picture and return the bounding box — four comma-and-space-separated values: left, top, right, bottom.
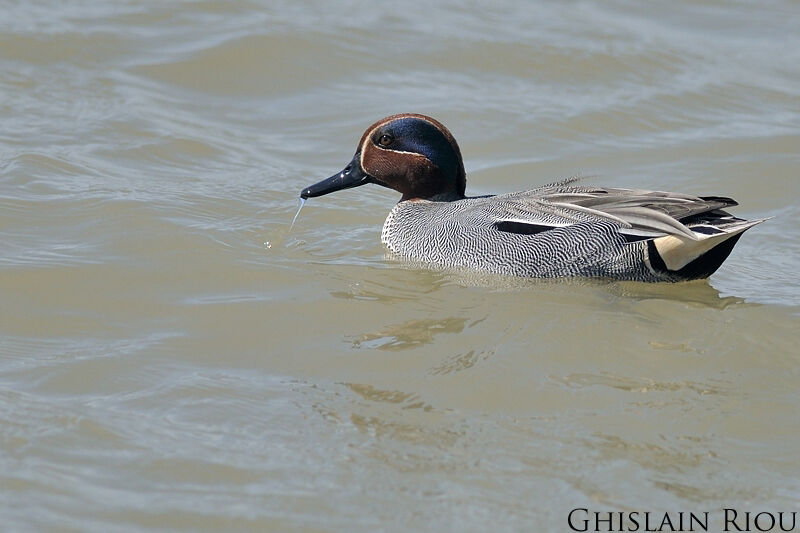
646, 218, 768, 280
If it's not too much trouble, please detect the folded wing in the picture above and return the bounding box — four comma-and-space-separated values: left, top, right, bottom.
487, 181, 742, 242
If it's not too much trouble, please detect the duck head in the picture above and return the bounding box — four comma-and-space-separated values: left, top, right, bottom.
301, 113, 466, 202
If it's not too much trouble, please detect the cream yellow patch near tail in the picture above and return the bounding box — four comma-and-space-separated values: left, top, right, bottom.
652, 219, 767, 271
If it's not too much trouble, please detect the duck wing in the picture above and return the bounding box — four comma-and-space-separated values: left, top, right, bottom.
484, 184, 739, 241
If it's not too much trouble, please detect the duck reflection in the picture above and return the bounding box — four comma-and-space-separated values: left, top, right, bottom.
609, 279, 748, 309
350, 317, 467, 351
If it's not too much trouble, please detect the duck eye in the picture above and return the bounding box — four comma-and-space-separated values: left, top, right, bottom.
378, 134, 393, 147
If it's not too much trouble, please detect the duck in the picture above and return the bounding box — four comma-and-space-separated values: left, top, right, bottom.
300, 113, 765, 282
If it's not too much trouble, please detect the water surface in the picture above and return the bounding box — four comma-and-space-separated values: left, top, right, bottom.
2, 1, 799, 531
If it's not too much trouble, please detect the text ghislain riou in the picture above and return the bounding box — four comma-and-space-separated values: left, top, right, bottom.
568, 508, 797, 532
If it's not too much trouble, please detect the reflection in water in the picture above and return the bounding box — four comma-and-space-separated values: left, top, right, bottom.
329, 267, 450, 303
386, 258, 750, 311
610, 280, 747, 309
350, 317, 467, 350
581, 432, 763, 503
550, 372, 728, 396
429, 349, 495, 376
301, 381, 467, 472
3, 0, 799, 530
345, 383, 432, 411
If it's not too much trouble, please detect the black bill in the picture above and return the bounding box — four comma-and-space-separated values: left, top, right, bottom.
300, 152, 371, 199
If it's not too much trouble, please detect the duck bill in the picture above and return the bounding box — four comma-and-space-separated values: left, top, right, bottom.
300, 153, 371, 199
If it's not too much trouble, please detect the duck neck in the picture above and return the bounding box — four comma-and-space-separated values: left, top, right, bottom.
409, 191, 463, 202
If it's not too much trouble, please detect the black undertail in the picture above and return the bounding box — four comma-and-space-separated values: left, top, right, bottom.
647, 234, 743, 281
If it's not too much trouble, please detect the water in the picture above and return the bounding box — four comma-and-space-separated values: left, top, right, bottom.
2, 1, 799, 531
289, 198, 305, 232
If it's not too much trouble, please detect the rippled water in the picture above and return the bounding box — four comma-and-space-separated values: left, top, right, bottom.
2, 1, 799, 531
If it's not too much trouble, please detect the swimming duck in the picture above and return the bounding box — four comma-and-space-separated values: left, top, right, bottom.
300, 113, 764, 282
